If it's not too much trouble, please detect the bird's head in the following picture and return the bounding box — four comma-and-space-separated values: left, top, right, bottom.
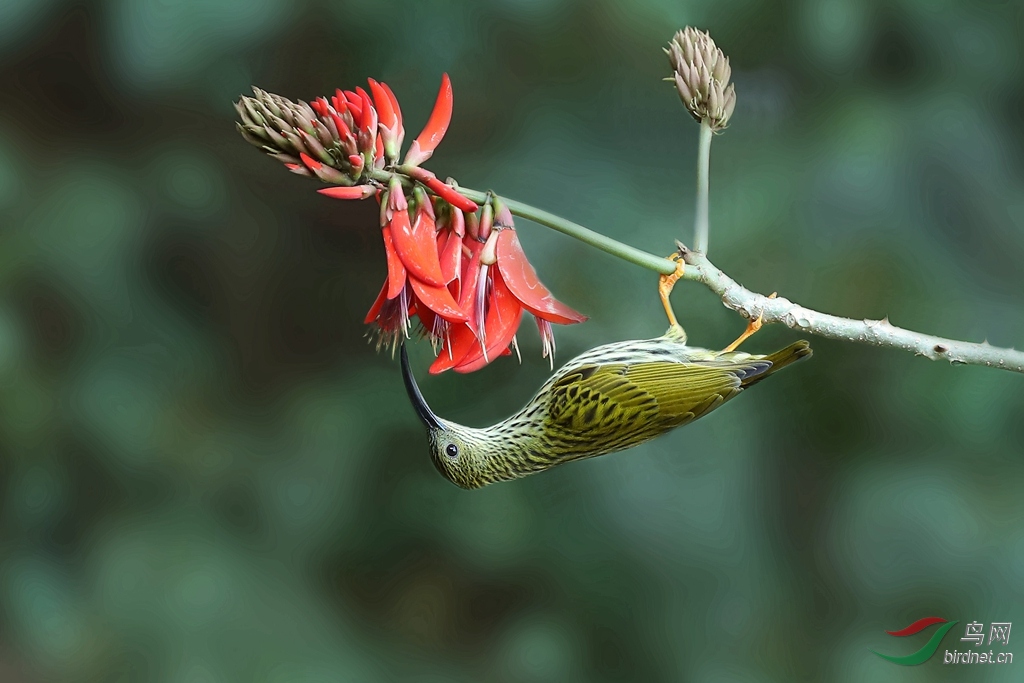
401, 346, 493, 489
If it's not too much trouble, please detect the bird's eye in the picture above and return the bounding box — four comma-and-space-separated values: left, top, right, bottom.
445, 443, 459, 459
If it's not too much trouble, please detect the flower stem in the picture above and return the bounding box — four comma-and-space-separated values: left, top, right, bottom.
457, 188, 677, 276
694, 118, 713, 254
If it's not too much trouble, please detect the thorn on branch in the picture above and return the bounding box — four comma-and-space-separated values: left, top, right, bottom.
675, 240, 697, 265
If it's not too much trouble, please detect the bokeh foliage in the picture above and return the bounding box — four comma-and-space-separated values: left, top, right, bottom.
1, 0, 1023, 681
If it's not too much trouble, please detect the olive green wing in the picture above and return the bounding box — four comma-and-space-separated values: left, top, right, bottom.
544, 359, 771, 454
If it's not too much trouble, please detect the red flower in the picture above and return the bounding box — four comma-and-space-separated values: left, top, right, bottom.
236, 76, 586, 372
404, 74, 452, 167
363, 179, 469, 350
367, 78, 404, 163
427, 203, 586, 374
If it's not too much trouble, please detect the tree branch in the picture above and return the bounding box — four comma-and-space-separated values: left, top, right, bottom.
455, 188, 1024, 375
679, 247, 1024, 374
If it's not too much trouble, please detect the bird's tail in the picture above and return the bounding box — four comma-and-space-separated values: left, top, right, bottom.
741, 340, 812, 388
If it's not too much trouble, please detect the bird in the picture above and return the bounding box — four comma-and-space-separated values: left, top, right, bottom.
402, 252, 811, 489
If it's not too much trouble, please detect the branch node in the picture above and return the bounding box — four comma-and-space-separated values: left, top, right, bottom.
674, 240, 695, 264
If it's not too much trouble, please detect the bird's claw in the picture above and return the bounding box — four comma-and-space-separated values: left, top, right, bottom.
659, 253, 686, 329
723, 292, 776, 352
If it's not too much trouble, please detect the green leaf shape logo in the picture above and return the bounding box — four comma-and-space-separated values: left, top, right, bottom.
873, 618, 959, 666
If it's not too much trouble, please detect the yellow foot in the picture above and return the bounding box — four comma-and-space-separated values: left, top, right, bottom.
658, 254, 685, 329
723, 292, 776, 352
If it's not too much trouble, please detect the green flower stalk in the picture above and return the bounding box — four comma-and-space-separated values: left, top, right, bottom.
667, 27, 736, 255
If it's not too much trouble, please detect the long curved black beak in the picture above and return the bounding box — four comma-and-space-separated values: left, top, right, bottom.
401, 345, 443, 430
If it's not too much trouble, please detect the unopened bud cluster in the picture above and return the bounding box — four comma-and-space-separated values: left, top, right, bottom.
236, 87, 376, 186
667, 27, 736, 131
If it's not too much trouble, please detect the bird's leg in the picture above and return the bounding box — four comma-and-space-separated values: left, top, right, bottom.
723, 315, 762, 352
723, 292, 776, 352
658, 254, 686, 333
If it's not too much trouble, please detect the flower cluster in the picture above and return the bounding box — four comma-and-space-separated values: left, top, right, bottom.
410, 199, 586, 374
666, 27, 736, 131
235, 76, 586, 373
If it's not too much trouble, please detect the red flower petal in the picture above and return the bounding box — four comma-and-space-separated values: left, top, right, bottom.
428, 238, 486, 374
364, 280, 388, 324
387, 180, 408, 211
438, 230, 462, 285
419, 305, 455, 351
381, 82, 403, 135
496, 230, 587, 325
454, 269, 523, 373
457, 238, 484, 329
409, 276, 468, 323
355, 87, 374, 130
422, 176, 479, 213
353, 89, 377, 159
284, 163, 312, 177
367, 79, 397, 131
370, 80, 404, 161
450, 207, 466, 238
381, 225, 407, 300
429, 323, 477, 374
329, 110, 353, 141
298, 152, 322, 171
404, 74, 453, 166
415, 299, 434, 323
318, 186, 375, 200
343, 90, 363, 120
389, 205, 446, 287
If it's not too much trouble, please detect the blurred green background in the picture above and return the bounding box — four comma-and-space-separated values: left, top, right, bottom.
1, 0, 1023, 681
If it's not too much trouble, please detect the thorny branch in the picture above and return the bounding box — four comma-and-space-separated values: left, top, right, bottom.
677, 245, 1024, 374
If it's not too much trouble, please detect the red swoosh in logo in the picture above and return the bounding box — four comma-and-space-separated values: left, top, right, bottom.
886, 616, 948, 637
